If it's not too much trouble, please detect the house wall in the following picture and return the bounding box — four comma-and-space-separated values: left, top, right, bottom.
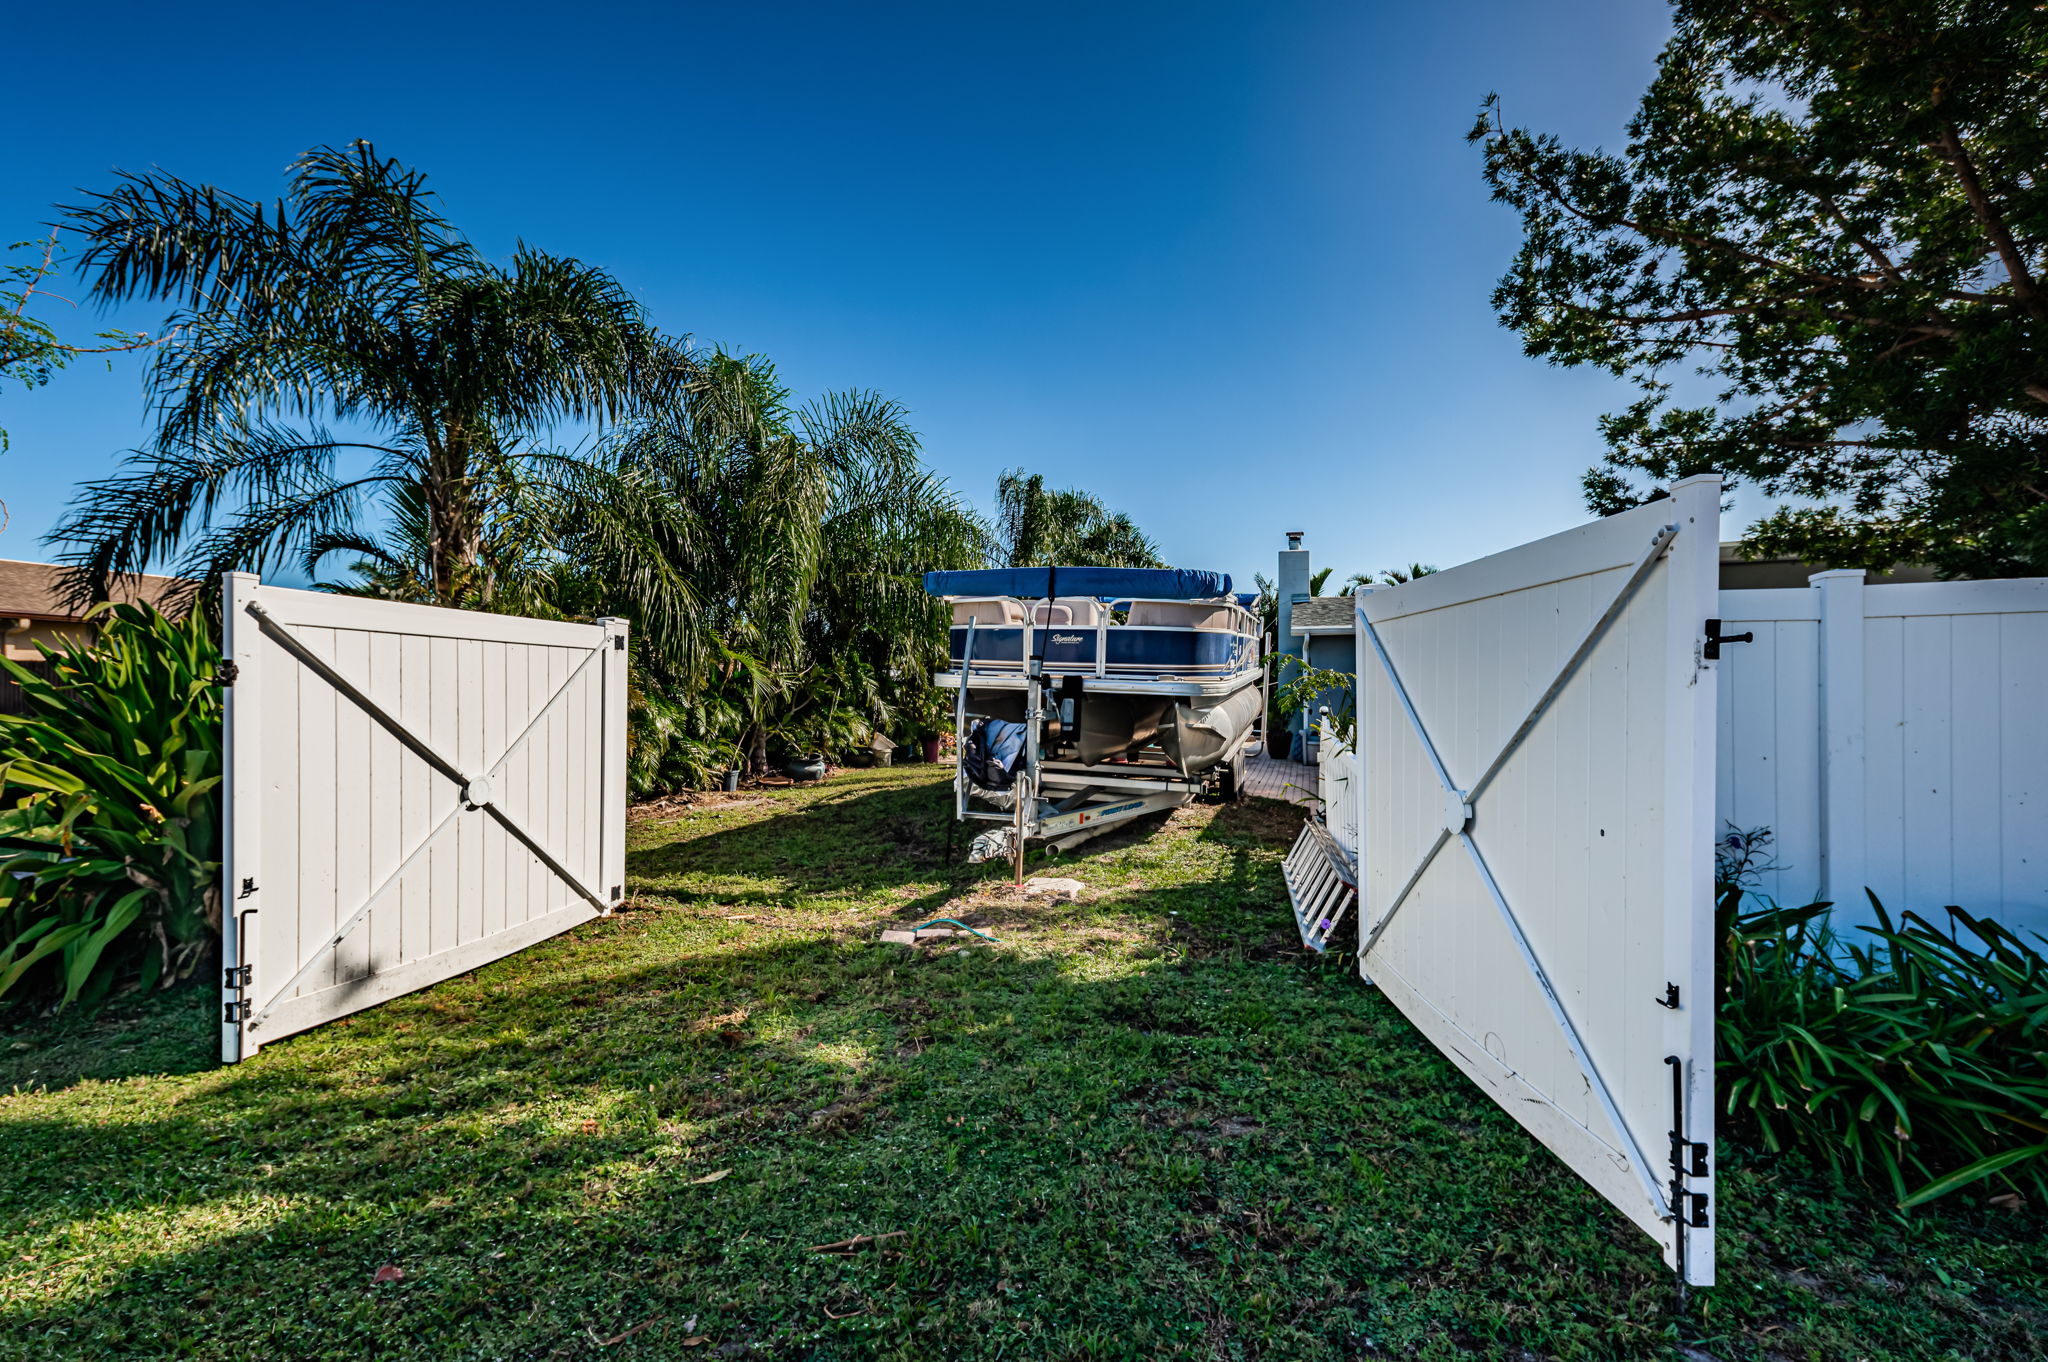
3, 619, 93, 662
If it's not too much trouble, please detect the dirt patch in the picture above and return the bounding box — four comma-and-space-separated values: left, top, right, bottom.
630, 792, 775, 821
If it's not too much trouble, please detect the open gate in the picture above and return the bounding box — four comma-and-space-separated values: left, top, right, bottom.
1353, 476, 1720, 1285
219, 574, 627, 1061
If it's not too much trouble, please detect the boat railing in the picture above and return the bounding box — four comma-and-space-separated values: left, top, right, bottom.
942, 593, 1257, 682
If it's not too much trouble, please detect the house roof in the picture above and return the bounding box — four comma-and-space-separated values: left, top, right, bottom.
0, 560, 191, 622
1288, 596, 1356, 634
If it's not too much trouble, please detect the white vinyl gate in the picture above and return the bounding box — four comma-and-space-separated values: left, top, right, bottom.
1353, 475, 1721, 1285
219, 574, 627, 1062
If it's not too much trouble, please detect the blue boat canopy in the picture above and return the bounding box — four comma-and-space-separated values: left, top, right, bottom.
923, 566, 1234, 600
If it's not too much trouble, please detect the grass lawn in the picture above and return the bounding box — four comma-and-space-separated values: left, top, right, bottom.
2, 765, 2043, 1360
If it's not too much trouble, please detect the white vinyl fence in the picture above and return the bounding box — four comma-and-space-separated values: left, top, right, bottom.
220, 575, 627, 1061
1317, 715, 1360, 861
1717, 572, 2048, 940
1352, 477, 1721, 1286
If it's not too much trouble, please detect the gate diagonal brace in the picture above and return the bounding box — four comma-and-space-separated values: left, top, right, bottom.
244, 606, 616, 1031
1354, 523, 1681, 1222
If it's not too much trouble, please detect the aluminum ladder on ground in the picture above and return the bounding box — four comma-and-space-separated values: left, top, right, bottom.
1282, 818, 1356, 952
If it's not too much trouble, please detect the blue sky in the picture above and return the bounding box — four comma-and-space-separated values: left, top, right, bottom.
2, 0, 1697, 590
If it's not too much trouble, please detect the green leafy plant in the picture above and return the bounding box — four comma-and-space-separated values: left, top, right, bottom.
1717, 847, 2048, 1208
1275, 665, 1355, 749
0, 603, 223, 1009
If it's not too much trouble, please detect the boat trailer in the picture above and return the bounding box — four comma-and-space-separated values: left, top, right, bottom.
946, 623, 1259, 881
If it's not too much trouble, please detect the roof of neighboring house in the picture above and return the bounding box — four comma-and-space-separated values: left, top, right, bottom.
1288, 597, 1356, 634
0, 560, 191, 622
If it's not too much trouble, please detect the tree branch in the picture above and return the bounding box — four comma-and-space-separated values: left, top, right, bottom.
1931, 120, 2046, 322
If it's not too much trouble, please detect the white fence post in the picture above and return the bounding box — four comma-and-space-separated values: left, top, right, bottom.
1812, 569, 1866, 910
220, 571, 263, 1062
597, 616, 629, 909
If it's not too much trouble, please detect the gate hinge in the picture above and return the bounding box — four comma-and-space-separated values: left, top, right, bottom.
216, 660, 241, 687
224, 963, 252, 990
612, 635, 626, 650
1703, 619, 1754, 661
1670, 1131, 1710, 1178
1679, 1189, 1710, 1227
1656, 982, 1680, 1009
610, 884, 623, 903
224, 999, 252, 1024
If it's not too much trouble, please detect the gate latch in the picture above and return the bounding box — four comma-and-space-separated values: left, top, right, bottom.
1703, 619, 1754, 661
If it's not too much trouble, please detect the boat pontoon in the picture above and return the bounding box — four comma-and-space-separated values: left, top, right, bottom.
925, 566, 1266, 872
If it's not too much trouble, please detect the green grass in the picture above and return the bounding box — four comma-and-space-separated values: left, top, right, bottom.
2, 766, 2042, 1360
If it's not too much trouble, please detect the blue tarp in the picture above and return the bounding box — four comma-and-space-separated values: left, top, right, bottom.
923, 566, 1234, 600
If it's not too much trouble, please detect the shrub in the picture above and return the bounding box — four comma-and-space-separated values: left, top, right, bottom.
1718, 874, 2048, 1208
0, 603, 223, 1010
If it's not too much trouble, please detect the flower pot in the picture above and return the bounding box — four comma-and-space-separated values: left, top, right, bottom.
922, 736, 942, 764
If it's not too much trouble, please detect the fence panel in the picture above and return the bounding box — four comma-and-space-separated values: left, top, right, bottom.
1317, 716, 1359, 861
1354, 476, 1721, 1284
221, 575, 628, 1061
1717, 573, 2048, 939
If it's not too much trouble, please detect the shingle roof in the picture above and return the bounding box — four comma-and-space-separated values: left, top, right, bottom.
0, 560, 190, 621
1288, 597, 1356, 634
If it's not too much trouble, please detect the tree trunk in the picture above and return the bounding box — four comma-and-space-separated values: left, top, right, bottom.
425, 429, 485, 606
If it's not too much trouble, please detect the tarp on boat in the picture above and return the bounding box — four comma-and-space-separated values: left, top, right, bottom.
923, 567, 1233, 600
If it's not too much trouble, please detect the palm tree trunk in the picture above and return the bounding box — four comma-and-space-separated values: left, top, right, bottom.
425, 430, 485, 606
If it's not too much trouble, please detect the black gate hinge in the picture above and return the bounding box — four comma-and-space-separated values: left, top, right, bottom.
224, 963, 252, 990
1703, 619, 1754, 661
216, 660, 241, 687
1680, 1190, 1710, 1227
1656, 982, 1680, 1009
1670, 1131, 1710, 1179
612, 635, 626, 650
224, 999, 252, 1024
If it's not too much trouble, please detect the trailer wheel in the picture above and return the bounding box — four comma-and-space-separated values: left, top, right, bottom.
1219, 751, 1246, 803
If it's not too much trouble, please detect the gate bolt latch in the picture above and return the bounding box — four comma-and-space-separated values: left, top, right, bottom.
1703, 619, 1754, 661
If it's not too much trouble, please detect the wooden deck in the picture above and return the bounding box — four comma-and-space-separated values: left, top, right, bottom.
1243, 747, 1317, 806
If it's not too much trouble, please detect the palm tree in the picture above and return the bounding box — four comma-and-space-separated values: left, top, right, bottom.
1377, 563, 1440, 585
47, 142, 689, 610
993, 469, 1163, 568
589, 353, 991, 773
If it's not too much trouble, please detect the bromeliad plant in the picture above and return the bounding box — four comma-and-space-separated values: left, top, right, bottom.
1717, 858, 2048, 1209
0, 603, 223, 1009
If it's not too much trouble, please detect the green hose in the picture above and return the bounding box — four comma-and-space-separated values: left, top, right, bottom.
910, 917, 999, 943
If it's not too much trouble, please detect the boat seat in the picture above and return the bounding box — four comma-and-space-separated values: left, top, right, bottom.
952, 599, 1029, 626
1031, 597, 1106, 628
1126, 601, 1243, 631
